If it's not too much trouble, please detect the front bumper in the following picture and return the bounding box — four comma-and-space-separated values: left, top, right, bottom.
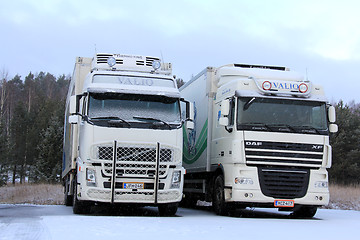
228, 188, 329, 206
85, 188, 182, 204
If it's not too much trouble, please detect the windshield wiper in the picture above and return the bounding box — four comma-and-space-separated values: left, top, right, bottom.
267, 124, 297, 132
238, 122, 271, 131
293, 125, 321, 134
243, 97, 256, 111
133, 116, 171, 129
89, 116, 131, 127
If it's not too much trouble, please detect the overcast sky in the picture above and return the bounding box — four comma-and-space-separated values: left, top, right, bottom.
1, 0, 359, 103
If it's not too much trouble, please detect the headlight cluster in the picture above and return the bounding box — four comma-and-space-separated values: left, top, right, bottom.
314, 181, 328, 188
86, 169, 96, 187
235, 177, 253, 185
171, 171, 181, 188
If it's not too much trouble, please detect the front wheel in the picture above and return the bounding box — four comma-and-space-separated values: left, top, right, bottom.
212, 175, 228, 216
292, 206, 317, 218
72, 181, 91, 214
158, 203, 179, 216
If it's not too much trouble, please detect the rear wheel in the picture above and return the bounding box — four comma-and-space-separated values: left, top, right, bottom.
292, 206, 317, 218
158, 203, 179, 216
212, 175, 228, 216
64, 180, 73, 206
64, 192, 73, 206
63, 175, 73, 206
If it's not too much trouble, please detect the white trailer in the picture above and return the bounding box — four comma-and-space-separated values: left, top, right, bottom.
180, 64, 338, 217
62, 53, 193, 216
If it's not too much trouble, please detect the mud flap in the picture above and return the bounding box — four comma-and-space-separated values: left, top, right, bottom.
224, 188, 232, 201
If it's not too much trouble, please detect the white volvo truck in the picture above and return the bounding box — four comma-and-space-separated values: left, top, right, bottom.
62, 53, 193, 216
180, 64, 338, 217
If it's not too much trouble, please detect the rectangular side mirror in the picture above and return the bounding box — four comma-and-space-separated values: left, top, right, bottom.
219, 117, 229, 126
186, 121, 194, 130
188, 102, 194, 121
69, 95, 77, 115
218, 99, 230, 126
221, 99, 230, 116
328, 106, 336, 123
329, 123, 338, 133
68, 115, 79, 124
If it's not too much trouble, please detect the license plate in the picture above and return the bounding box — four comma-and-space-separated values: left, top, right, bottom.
274, 199, 294, 207
123, 182, 144, 189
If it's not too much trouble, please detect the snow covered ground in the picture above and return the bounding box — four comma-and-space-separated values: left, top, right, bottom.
0, 204, 359, 240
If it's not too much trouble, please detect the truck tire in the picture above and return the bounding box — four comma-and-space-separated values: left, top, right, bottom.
72, 181, 91, 214
212, 175, 228, 216
64, 192, 73, 206
292, 206, 317, 218
158, 203, 179, 216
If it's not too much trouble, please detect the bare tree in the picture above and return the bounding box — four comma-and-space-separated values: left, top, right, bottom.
0, 68, 9, 121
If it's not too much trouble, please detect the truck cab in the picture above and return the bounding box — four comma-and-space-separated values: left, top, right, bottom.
181, 64, 337, 218
63, 54, 193, 216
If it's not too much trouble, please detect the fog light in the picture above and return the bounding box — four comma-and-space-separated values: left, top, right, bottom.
315, 195, 324, 201
235, 177, 253, 185
86, 169, 96, 186
315, 181, 328, 188
171, 171, 181, 188
244, 193, 253, 198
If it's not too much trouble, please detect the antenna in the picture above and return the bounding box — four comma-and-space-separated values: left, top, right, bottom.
305, 67, 309, 81
160, 50, 164, 63
94, 44, 97, 54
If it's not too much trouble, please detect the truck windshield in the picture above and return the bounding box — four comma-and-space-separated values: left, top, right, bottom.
237, 97, 328, 135
88, 93, 181, 127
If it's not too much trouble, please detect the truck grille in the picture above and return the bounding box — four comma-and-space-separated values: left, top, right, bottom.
92, 143, 179, 178
245, 141, 322, 199
258, 167, 310, 199
244, 141, 323, 168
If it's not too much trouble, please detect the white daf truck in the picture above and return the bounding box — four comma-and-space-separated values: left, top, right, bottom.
62, 53, 193, 216
180, 64, 338, 217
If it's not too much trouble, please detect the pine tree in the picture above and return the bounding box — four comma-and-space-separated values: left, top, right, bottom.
33, 109, 64, 183
0, 71, 69, 184
0, 119, 9, 186
9, 103, 28, 184
329, 101, 360, 184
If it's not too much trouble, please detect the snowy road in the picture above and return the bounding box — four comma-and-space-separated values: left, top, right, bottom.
0, 204, 358, 240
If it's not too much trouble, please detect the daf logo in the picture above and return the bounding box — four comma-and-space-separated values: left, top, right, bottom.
312, 145, 323, 150
246, 141, 263, 146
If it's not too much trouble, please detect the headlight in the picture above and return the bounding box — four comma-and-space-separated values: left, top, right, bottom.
86, 169, 96, 186
314, 181, 328, 188
235, 177, 253, 185
171, 171, 181, 188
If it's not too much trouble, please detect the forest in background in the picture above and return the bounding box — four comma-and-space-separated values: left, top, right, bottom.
0, 71, 359, 186
0, 71, 69, 185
